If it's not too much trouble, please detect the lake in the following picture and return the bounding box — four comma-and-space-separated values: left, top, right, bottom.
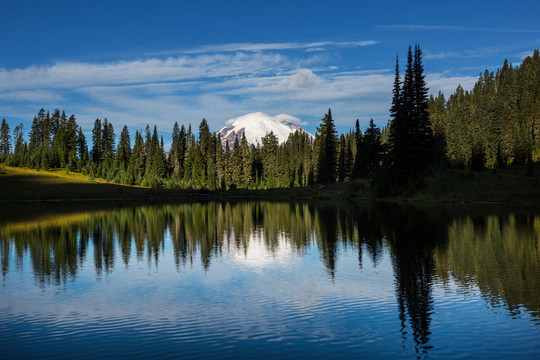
1, 200, 539, 359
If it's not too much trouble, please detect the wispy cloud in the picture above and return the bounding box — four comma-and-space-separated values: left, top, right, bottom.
0, 53, 289, 92
0, 40, 479, 135
426, 74, 477, 95
0, 90, 63, 102
424, 46, 517, 60
154, 40, 378, 55
377, 24, 540, 33
518, 50, 536, 59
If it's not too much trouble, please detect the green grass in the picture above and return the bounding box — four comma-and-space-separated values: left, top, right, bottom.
0, 166, 198, 201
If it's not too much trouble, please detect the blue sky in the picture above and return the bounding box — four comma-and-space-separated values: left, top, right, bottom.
1, 0, 539, 144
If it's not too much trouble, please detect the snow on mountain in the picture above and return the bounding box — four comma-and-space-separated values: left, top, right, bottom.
217, 112, 313, 147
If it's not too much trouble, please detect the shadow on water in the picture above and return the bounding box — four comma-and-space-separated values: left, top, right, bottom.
1, 200, 539, 357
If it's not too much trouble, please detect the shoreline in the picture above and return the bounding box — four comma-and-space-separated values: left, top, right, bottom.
1, 165, 539, 206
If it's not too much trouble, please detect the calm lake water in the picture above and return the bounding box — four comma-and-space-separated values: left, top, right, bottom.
1, 201, 539, 359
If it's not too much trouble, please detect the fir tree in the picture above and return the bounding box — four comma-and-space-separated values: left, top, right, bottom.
231, 135, 242, 188
27, 110, 43, 167
215, 133, 226, 189
223, 140, 232, 188
91, 119, 102, 164
170, 122, 181, 175
77, 126, 88, 164
0, 119, 11, 157
101, 119, 115, 164
363, 119, 383, 176
130, 130, 146, 179
116, 125, 131, 170
262, 131, 279, 188
352, 119, 364, 178
10, 123, 25, 166
337, 134, 347, 182
388, 45, 434, 181
240, 132, 253, 188
315, 108, 338, 184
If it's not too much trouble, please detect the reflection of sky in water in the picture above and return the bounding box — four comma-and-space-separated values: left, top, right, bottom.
230, 231, 296, 270
1, 234, 408, 359
1, 204, 540, 359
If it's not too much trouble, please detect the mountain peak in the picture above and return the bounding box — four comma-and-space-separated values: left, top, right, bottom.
217, 112, 312, 147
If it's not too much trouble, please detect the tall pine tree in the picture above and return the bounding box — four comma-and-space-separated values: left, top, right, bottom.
388, 45, 434, 181
315, 108, 338, 184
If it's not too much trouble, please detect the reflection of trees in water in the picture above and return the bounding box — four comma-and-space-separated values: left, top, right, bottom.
380, 204, 449, 357
1, 201, 539, 356
0, 201, 386, 284
434, 213, 540, 321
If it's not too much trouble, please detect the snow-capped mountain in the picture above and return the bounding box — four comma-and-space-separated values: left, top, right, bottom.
217, 112, 313, 147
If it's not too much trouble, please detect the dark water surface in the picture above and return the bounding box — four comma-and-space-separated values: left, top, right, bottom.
1, 201, 539, 359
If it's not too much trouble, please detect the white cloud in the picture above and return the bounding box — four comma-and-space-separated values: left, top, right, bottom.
518, 50, 535, 59
0, 40, 482, 136
288, 69, 321, 88
0, 52, 289, 92
304, 47, 327, 52
426, 74, 478, 94
424, 48, 503, 60
159, 40, 378, 55
0, 90, 62, 102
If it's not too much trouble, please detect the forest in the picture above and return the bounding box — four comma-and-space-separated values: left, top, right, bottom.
1, 47, 539, 192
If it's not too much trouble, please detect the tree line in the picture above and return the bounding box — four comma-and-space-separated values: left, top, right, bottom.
429, 50, 540, 173
1, 47, 538, 191
0, 107, 385, 190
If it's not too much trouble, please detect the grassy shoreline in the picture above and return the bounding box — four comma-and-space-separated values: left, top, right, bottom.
1, 164, 539, 204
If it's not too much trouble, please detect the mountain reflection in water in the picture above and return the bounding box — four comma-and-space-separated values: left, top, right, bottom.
1, 201, 539, 359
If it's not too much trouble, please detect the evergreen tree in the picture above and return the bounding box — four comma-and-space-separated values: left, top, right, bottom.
152, 131, 166, 180
101, 119, 115, 164
198, 118, 212, 161
240, 132, 253, 188
116, 125, 131, 170
148, 125, 165, 179
437, 50, 540, 171
262, 131, 279, 188
52, 111, 67, 167
10, 124, 25, 166
77, 126, 88, 165
0, 119, 10, 157
223, 140, 232, 188
39, 111, 53, 169
337, 134, 347, 182
410, 45, 434, 173
66, 116, 78, 148
388, 45, 434, 181
215, 133, 226, 189
198, 118, 215, 187
428, 92, 447, 168
91, 119, 102, 164
352, 119, 364, 178
363, 119, 383, 176
231, 135, 242, 188
170, 122, 181, 175
27, 109, 46, 168
130, 130, 146, 179
315, 108, 338, 184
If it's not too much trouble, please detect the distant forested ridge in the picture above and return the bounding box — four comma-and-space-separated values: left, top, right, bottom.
1, 48, 538, 191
